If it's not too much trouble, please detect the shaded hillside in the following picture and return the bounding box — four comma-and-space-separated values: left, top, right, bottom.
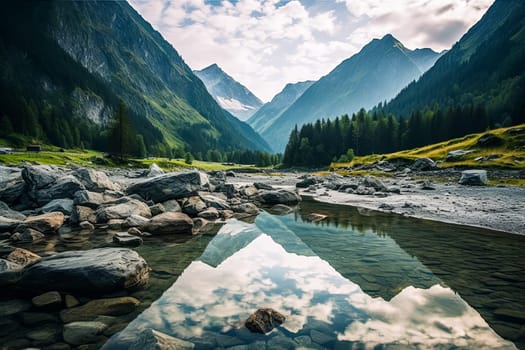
0, 1, 269, 155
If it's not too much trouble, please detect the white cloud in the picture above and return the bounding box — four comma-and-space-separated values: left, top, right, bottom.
129, 0, 494, 101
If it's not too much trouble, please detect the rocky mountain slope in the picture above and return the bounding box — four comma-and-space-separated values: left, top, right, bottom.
194, 64, 263, 121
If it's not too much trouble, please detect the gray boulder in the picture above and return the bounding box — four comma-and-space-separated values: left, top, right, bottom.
32, 175, 85, 206
95, 198, 151, 223
130, 329, 195, 350
161, 199, 182, 212
17, 248, 149, 294
126, 171, 209, 203
73, 168, 120, 192
459, 170, 488, 186
113, 232, 143, 247
296, 177, 318, 188
0, 258, 24, 286
258, 190, 301, 205
0, 201, 26, 220
146, 212, 193, 235
0, 216, 21, 233
123, 214, 151, 228
254, 182, 274, 190
41, 199, 74, 215
361, 176, 388, 192
201, 194, 230, 210
0, 166, 25, 206
22, 165, 60, 190
446, 150, 474, 161
145, 163, 164, 177
411, 158, 437, 171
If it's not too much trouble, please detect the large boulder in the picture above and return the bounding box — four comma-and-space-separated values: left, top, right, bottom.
126, 171, 209, 203
0, 258, 24, 286
411, 158, 437, 171
6, 248, 41, 267
181, 196, 207, 216
258, 190, 301, 205
72, 168, 120, 192
201, 194, 230, 210
459, 170, 488, 186
145, 163, 164, 177
17, 212, 65, 233
21, 165, 60, 190
95, 198, 151, 223
0, 216, 21, 233
0, 201, 26, 220
245, 308, 285, 334
0, 166, 25, 206
41, 199, 74, 215
32, 176, 85, 207
145, 212, 193, 235
296, 177, 319, 188
17, 248, 149, 294
361, 176, 388, 192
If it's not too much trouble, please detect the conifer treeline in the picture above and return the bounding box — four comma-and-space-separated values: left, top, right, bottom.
282, 103, 490, 167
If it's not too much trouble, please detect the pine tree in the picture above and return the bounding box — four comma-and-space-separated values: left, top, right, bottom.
108, 100, 135, 160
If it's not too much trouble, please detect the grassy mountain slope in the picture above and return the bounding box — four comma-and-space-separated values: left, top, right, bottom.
0, 1, 269, 154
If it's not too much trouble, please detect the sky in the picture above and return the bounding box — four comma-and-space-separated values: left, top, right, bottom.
129, 0, 494, 102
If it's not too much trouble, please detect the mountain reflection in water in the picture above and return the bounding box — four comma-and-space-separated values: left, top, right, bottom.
105, 209, 519, 349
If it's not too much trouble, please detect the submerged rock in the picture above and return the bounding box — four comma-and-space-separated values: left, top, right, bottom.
126, 171, 209, 203
129, 329, 195, 350
459, 170, 488, 186
258, 190, 301, 205
63, 321, 108, 346
306, 213, 327, 222
60, 297, 140, 323
17, 248, 149, 294
245, 308, 286, 334
113, 232, 143, 247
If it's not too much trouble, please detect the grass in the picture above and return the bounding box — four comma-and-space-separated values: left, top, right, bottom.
332, 124, 525, 171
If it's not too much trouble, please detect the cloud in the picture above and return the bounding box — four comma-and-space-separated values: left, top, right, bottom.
129, 0, 494, 101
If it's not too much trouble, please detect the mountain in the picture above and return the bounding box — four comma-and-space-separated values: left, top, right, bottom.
0, 1, 270, 155
247, 80, 314, 135
384, 0, 525, 126
261, 34, 442, 152
194, 64, 263, 121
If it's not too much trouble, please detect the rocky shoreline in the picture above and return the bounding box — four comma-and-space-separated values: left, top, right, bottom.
1, 161, 523, 348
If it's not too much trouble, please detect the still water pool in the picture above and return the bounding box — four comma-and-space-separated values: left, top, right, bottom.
104, 199, 525, 349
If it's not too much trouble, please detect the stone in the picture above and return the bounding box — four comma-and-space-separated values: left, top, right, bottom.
355, 185, 375, 195
21, 164, 60, 190
113, 232, 143, 247
226, 170, 236, 177
70, 205, 96, 224
296, 177, 318, 188
0, 299, 31, 317
6, 248, 41, 267
129, 328, 195, 350
17, 248, 149, 294
26, 325, 60, 344
241, 185, 258, 197
420, 180, 436, 190
21, 312, 59, 326
0, 166, 26, 207
126, 171, 209, 203
107, 219, 124, 230
201, 194, 230, 210
146, 212, 193, 235
60, 297, 140, 323
231, 202, 260, 216
149, 203, 166, 216
245, 308, 285, 334
73, 190, 105, 209
253, 182, 274, 190
361, 176, 388, 192
123, 214, 150, 228
0, 200, 26, 220
269, 204, 293, 215
41, 198, 74, 215
459, 170, 488, 186
73, 168, 120, 193
145, 163, 165, 177
477, 133, 504, 147
10, 228, 45, 243
0, 216, 21, 232
95, 198, 151, 223
79, 221, 95, 231
17, 211, 64, 233
411, 158, 437, 171
127, 227, 142, 236
387, 186, 401, 194
65, 295, 80, 308
198, 207, 220, 220
161, 199, 182, 212
181, 196, 207, 216
32, 175, 85, 207
63, 321, 108, 346
32, 291, 62, 308
306, 213, 327, 222
446, 149, 474, 161
379, 203, 395, 211
0, 258, 24, 285
258, 189, 301, 205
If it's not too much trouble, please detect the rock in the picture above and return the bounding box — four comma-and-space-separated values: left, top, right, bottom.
161, 199, 182, 212
222, 183, 238, 198
26, 324, 60, 344
306, 213, 327, 222
107, 219, 124, 230
146, 164, 165, 177
258, 189, 301, 205
420, 180, 436, 190
0, 299, 31, 317
201, 194, 230, 210
17, 211, 64, 233
296, 177, 318, 188
113, 232, 143, 247
73, 168, 120, 192
32, 175, 85, 207
361, 176, 388, 192
10, 228, 45, 243
198, 207, 220, 220
126, 171, 209, 203
446, 149, 474, 161
32, 291, 62, 308
65, 295, 80, 309
0, 166, 26, 207
146, 212, 193, 235
124, 214, 150, 228
70, 205, 96, 224
0, 216, 21, 232
60, 297, 140, 323
231, 202, 260, 215
411, 158, 437, 171
241, 185, 258, 197
387, 186, 401, 194
17, 248, 149, 294
477, 133, 504, 147
0, 200, 26, 220
21, 312, 59, 326
459, 170, 488, 186
127, 227, 142, 236
6, 248, 41, 267
41, 199, 74, 215
245, 308, 285, 334
79, 221, 95, 231
181, 196, 207, 216
0, 258, 24, 285
73, 190, 106, 209
21, 165, 61, 190
269, 204, 293, 215
130, 328, 195, 350
63, 321, 108, 346
355, 185, 375, 195
253, 182, 274, 190
95, 198, 151, 223
379, 203, 395, 211
149, 203, 166, 216
226, 170, 236, 177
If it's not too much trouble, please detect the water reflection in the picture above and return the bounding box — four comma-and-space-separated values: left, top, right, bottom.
105, 214, 516, 349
